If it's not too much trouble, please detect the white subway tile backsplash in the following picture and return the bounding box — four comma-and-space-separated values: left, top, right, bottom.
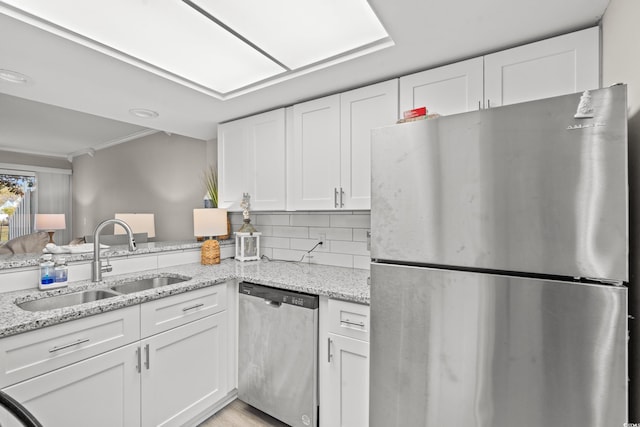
290, 214, 331, 227
353, 256, 371, 270
330, 214, 371, 229
309, 227, 353, 241
330, 240, 370, 256
255, 225, 274, 237
255, 214, 290, 226
272, 226, 309, 239
261, 236, 290, 249
290, 238, 330, 252
308, 252, 354, 268
353, 228, 370, 242
232, 211, 371, 270
272, 248, 307, 262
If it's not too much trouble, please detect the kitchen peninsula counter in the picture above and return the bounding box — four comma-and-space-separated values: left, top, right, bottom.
0, 240, 213, 270
0, 258, 370, 338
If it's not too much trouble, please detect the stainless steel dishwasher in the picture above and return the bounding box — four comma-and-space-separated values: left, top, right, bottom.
238, 282, 319, 427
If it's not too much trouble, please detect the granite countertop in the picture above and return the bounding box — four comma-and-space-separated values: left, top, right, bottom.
0, 258, 370, 338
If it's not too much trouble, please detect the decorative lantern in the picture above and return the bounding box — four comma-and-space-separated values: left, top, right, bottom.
235, 231, 261, 261
235, 193, 261, 262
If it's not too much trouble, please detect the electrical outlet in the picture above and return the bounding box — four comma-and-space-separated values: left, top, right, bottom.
318, 233, 326, 245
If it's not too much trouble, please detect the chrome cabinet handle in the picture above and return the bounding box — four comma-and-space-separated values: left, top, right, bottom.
341, 319, 365, 328
144, 344, 150, 370
340, 188, 344, 208
136, 347, 141, 373
487, 99, 491, 108
182, 303, 204, 312
334, 188, 339, 208
49, 338, 89, 353
328, 337, 333, 363
478, 100, 481, 110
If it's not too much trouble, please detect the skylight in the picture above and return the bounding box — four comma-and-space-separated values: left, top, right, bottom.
0, 0, 392, 99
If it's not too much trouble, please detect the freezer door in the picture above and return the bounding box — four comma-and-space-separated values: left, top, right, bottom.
369, 263, 628, 427
371, 85, 628, 282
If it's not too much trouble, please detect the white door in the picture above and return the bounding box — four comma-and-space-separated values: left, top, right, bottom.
141, 312, 227, 427
291, 94, 341, 210
324, 333, 370, 427
340, 79, 398, 210
399, 57, 484, 116
1, 343, 140, 427
484, 26, 599, 107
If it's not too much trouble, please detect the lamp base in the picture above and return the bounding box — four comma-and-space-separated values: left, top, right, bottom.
201, 239, 220, 265
47, 231, 55, 244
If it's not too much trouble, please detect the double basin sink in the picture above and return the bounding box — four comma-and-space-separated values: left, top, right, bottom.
17, 275, 189, 312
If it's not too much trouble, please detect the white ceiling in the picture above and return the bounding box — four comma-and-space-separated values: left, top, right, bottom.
0, 0, 610, 159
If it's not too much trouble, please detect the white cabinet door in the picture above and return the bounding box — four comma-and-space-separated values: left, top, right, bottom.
1, 343, 140, 427
218, 108, 286, 211
484, 27, 599, 107
324, 333, 370, 427
141, 312, 227, 427
291, 94, 341, 210
399, 57, 484, 116
250, 109, 286, 211
340, 79, 398, 210
218, 119, 247, 211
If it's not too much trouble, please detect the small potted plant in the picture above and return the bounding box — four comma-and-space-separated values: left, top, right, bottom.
202, 166, 230, 239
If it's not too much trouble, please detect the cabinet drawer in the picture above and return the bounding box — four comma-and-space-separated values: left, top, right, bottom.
328, 299, 370, 342
140, 284, 227, 337
0, 305, 140, 388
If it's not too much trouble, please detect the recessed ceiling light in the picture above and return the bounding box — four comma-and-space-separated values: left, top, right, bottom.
0, 69, 31, 84
129, 108, 159, 119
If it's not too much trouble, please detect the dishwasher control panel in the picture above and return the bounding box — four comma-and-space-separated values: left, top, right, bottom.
239, 282, 319, 309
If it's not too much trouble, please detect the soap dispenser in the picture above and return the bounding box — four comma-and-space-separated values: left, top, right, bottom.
39, 254, 67, 290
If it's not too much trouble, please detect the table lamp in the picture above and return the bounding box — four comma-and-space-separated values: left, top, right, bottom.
34, 214, 66, 244
193, 208, 228, 265
114, 213, 156, 239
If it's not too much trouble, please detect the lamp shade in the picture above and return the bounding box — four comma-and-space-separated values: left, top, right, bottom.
114, 213, 156, 238
193, 208, 228, 237
34, 214, 66, 230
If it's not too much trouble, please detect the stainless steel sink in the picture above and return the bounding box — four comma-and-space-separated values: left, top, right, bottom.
109, 275, 188, 294
17, 289, 120, 312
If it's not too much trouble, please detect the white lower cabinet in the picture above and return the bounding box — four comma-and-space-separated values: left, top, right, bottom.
320, 299, 370, 427
325, 333, 370, 427
1, 342, 141, 427
141, 311, 227, 427
0, 283, 230, 427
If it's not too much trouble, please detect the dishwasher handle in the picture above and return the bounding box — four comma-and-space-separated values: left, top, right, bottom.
265, 299, 282, 308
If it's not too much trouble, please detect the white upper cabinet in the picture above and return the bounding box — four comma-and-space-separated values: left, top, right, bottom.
400, 57, 484, 116
290, 80, 398, 210
484, 27, 600, 107
291, 94, 342, 210
400, 27, 599, 116
340, 79, 399, 210
218, 108, 286, 211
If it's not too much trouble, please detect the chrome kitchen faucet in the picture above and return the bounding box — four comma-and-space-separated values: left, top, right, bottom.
91, 219, 137, 282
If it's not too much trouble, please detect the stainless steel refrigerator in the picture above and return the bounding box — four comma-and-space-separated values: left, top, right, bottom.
370, 85, 629, 426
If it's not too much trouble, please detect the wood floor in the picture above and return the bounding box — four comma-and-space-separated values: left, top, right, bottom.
198, 400, 290, 427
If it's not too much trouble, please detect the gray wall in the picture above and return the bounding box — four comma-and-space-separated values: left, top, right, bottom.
602, 0, 640, 419
0, 150, 72, 170
72, 132, 213, 241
